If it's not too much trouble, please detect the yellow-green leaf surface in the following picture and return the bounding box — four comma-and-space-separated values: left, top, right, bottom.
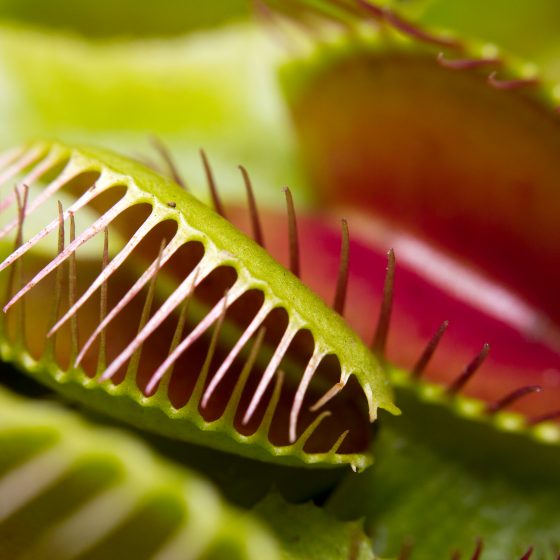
0, 0, 249, 38
0, 385, 279, 560
0, 20, 304, 207
328, 372, 560, 560
2, 2, 559, 559
254, 494, 379, 560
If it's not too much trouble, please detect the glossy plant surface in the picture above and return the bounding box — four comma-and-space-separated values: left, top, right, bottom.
0, 1, 559, 559
0, 141, 396, 470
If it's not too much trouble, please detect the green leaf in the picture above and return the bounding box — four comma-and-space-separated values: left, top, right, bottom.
0, 0, 249, 38
0, 21, 305, 207
0, 385, 279, 559
0, 140, 397, 469
254, 494, 380, 560
328, 378, 560, 559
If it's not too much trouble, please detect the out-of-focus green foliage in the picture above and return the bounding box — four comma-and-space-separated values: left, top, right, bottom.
254, 494, 379, 560
328, 381, 560, 559
0, 21, 304, 207
0, 0, 249, 37
0, 386, 280, 560
419, 0, 560, 80
1, 1, 560, 559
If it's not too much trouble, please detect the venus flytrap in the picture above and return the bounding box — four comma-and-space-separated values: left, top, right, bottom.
0, 140, 398, 471
416, 0, 560, 81
258, 2, 560, 557
227, 206, 560, 429
1, 1, 560, 559
231, 202, 560, 558
327, 375, 560, 559
276, 5, 560, 417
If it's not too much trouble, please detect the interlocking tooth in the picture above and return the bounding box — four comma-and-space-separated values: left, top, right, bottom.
153, 521, 212, 560
356, 0, 461, 49
310, 378, 347, 412
26, 485, 139, 560
488, 71, 538, 90
125, 240, 166, 382
201, 301, 273, 409
256, 369, 284, 440
157, 275, 197, 391
3, 196, 131, 313
293, 410, 331, 451
98, 258, 216, 383
219, 327, 266, 424
68, 212, 79, 362
243, 325, 298, 425
145, 280, 246, 395
150, 135, 187, 190
486, 385, 542, 415
239, 165, 264, 247
528, 409, 560, 426
48, 211, 161, 337
0, 445, 71, 523
0, 160, 82, 241
289, 347, 325, 443
0, 145, 25, 172
186, 292, 229, 407
328, 429, 349, 456
446, 343, 490, 396
468, 537, 484, 560
96, 228, 110, 374
0, 145, 44, 192
412, 320, 449, 378
75, 234, 185, 367
5, 185, 29, 344
152, 483, 221, 560
13, 185, 28, 247
333, 218, 349, 315
0, 149, 66, 213
372, 248, 395, 362
437, 51, 501, 70
200, 149, 225, 217
283, 187, 300, 278
44, 201, 66, 358
0, 176, 120, 276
